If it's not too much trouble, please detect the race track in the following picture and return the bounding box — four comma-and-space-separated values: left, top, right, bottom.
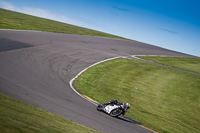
0, 30, 193, 133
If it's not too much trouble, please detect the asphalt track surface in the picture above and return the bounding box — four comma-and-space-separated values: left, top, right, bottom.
0, 30, 194, 133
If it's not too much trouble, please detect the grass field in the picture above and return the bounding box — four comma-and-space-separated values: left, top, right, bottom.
0, 8, 130, 40
138, 56, 200, 73
0, 93, 99, 133
74, 58, 200, 133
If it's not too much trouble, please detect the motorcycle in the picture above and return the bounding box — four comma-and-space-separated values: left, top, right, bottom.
97, 103, 125, 117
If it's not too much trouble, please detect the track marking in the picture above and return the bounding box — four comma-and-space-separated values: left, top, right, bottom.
69, 56, 121, 106
139, 125, 159, 133
83, 95, 99, 103
130, 55, 200, 75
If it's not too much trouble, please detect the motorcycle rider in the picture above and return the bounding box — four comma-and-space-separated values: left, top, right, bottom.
105, 100, 131, 115
105, 99, 120, 105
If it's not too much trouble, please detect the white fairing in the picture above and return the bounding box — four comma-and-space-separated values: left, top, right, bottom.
104, 105, 119, 114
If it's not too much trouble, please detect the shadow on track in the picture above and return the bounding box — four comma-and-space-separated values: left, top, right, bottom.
0, 38, 33, 52
117, 115, 141, 124
96, 107, 141, 125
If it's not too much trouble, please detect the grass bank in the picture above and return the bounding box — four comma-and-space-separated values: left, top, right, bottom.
0, 93, 99, 133
138, 56, 200, 73
0, 8, 130, 40
74, 58, 200, 133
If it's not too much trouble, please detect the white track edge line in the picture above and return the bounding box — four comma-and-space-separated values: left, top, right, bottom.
0, 29, 45, 33
69, 55, 162, 105
0, 29, 132, 42
69, 56, 123, 105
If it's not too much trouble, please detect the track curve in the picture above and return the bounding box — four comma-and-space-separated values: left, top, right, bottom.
0, 30, 194, 133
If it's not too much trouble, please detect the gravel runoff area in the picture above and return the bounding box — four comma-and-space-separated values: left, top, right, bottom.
0, 30, 194, 133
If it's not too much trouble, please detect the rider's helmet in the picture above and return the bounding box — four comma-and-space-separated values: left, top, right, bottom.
113, 99, 118, 104
125, 103, 131, 109
110, 99, 118, 104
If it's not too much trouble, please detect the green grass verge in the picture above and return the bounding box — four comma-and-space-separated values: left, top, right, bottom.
138, 56, 200, 73
0, 8, 130, 40
0, 93, 99, 133
74, 58, 200, 133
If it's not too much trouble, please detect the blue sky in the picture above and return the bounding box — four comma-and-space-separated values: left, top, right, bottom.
0, 0, 200, 57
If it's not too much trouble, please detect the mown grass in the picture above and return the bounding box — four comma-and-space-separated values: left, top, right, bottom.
0, 8, 130, 40
138, 56, 200, 73
0, 93, 99, 133
74, 58, 200, 133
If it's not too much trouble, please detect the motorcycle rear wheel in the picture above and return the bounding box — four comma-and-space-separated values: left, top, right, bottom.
97, 104, 104, 111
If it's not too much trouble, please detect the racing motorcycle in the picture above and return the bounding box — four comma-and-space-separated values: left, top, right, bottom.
97, 103, 125, 117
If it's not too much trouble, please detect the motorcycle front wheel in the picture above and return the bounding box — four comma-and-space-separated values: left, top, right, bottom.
109, 109, 122, 117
